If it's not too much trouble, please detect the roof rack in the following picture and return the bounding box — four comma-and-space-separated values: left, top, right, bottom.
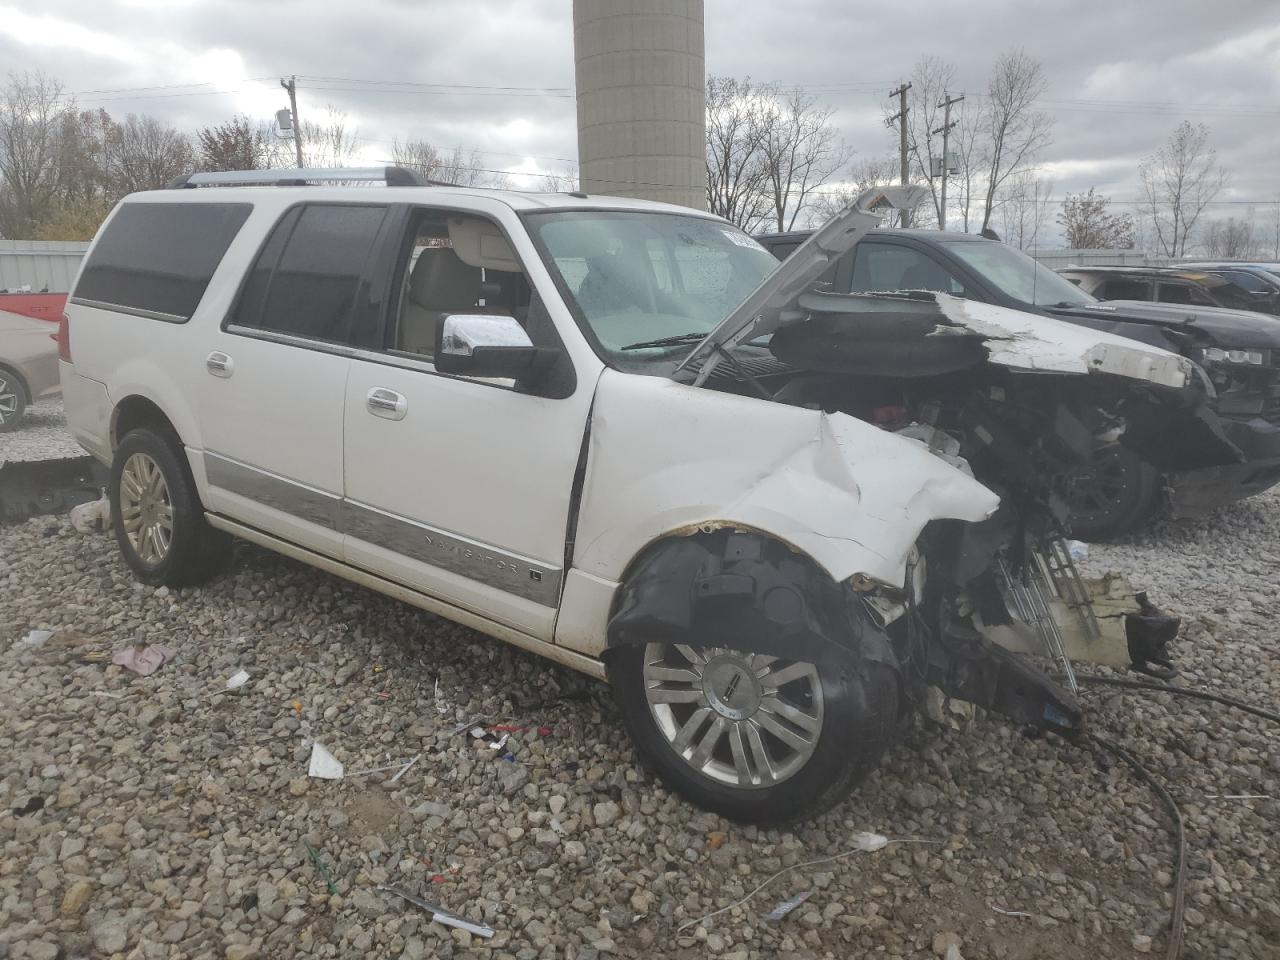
166, 166, 435, 189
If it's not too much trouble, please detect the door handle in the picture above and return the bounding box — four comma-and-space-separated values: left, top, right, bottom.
366, 387, 407, 421
206, 351, 234, 378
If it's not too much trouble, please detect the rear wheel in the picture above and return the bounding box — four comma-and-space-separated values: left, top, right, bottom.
611, 641, 898, 824
1067, 444, 1161, 541
110, 428, 230, 586
0, 368, 27, 432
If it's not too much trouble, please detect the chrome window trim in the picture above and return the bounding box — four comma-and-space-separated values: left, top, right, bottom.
68, 297, 188, 324
222, 323, 357, 358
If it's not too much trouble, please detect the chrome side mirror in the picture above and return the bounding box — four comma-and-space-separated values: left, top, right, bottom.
435, 314, 543, 378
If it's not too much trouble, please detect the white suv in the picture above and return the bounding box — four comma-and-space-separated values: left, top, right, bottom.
61, 168, 1189, 823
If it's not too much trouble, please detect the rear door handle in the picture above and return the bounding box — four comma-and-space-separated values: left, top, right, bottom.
206, 351, 234, 378
366, 387, 407, 421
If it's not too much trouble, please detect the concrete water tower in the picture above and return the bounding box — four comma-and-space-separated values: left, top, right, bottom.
573, 0, 706, 209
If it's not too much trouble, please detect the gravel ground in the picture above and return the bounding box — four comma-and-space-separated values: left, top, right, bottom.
0, 400, 84, 465
1, 494, 1277, 959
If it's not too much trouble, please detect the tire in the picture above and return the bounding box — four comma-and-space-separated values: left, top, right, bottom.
110, 427, 231, 587
610, 642, 898, 825
1066, 444, 1161, 541
0, 367, 28, 433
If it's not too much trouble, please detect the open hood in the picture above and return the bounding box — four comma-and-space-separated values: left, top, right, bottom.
676, 186, 930, 385
677, 197, 1195, 392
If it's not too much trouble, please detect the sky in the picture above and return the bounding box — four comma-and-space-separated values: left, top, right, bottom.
2, 0, 1277, 237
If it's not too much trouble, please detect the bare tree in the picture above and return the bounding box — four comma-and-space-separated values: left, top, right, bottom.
997, 170, 1054, 250
1138, 121, 1228, 258
392, 138, 441, 179
300, 105, 358, 168
901, 56, 961, 227
705, 76, 773, 232
760, 88, 850, 231
104, 114, 193, 193
432, 146, 507, 188
1057, 188, 1135, 249
540, 167, 578, 192
808, 153, 919, 224
196, 116, 273, 171
978, 49, 1053, 233
1263, 201, 1280, 260
1204, 217, 1253, 259
0, 71, 73, 239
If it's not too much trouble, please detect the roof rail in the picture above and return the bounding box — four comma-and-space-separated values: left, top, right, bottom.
166, 166, 432, 189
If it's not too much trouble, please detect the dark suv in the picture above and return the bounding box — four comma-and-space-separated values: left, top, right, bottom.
1058, 265, 1280, 316
757, 229, 1280, 539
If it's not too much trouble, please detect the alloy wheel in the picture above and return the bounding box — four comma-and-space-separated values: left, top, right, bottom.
642, 643, 824, 788
0, 375, 17, 423
119, 452, 174, 565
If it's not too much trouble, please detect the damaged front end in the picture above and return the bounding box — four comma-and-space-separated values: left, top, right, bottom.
660, 193, 1188, 738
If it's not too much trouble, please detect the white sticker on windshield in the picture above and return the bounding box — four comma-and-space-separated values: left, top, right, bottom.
721, 228, 767, 251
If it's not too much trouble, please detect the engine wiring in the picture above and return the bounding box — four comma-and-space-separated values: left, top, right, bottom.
1075, 674, 1280, 724
1076, 673, 1279, 960
1086, 733, 1187, 960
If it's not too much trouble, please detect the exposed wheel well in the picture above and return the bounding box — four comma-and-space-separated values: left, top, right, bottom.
111, 396, 179, 450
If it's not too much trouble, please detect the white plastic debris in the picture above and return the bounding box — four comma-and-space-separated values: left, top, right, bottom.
69, 497, 112, 534
225, 669, 251, 690
18, 630, 53, 648
378, 886, 495, 938
1067, 539, 1089, 561
111, 644, 177, 676
308, 742, 344, 780
764, 889, 813, 921
853, 831, 889, 852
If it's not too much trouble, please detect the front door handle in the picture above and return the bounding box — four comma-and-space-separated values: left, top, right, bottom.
206, 351, 234, 378
366, 387, 407, 421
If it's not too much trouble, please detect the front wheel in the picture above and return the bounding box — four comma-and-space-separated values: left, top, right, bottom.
610, 641, 898, 824
110, 428, 230, 587
1066, 444, 1161, 541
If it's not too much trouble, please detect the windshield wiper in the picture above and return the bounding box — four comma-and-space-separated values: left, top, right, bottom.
620, 332, 708, 351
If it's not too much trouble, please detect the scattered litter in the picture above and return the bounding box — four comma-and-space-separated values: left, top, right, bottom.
487, 734, 510, 751
991, 905, 1033, 918
764, 890, 814, 922
389, 754, 421, 783
489, 724, 554, 737
17, 630, 53, 648
378, 885, 495, 939
69, 497, 111, 534
303, 839, 338, 895
110, 644, 177, 677
225, 669, 250, 691
11, 796, 45, 816
292, 700, 303, 713
1067, 540, 1089, 561
449, 716, 486, 736
307, 743, 344, 780
347, 756, 420, 778
1206, 794, 1269, 801
707, 832, 727, 850
676, 831, 932, 933
91, 691, 124, 700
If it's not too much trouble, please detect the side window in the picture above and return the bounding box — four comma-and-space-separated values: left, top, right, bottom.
764, 241, 801, 262
388, 210, 532, 361
74, 202, 251, 321
230, 203, 388, 344
1099, 278, 1151, 300
1157, 282, 1214, 307
1223, 271, 1268, 293
848, 242, 966, 296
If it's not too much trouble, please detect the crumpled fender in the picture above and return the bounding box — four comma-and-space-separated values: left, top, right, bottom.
607, 529, 899, 671
572, 369, 1001, 590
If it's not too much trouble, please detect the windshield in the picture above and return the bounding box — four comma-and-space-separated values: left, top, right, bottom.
941, 240, 1094, 307
524, 210, 780, 357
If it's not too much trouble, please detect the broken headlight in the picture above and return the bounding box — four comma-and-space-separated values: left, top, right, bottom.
1198, 346, 1268, 367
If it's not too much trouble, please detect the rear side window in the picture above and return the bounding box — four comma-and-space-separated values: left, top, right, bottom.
229, 203, 388, 344
1099, 278, 1150, 300
73, 202, 251, 321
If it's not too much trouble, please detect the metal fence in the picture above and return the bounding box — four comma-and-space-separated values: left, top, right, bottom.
0, 240, 88, 294
1027, 248, 1174, 270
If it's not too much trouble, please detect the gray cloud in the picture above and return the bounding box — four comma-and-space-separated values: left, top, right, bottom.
3, 0, 1277, 220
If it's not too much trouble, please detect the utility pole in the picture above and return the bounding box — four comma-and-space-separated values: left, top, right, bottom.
886, 82, 912, 227
281, 76, 304, 168
932, 92, 964, 231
